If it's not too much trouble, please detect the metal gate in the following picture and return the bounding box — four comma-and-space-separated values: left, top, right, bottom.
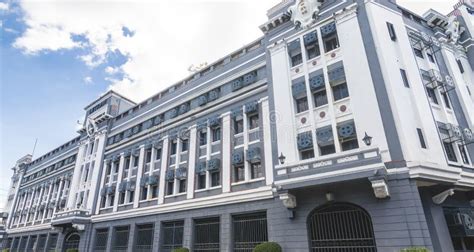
308, 203, 377, 252
63, 233, 80, 252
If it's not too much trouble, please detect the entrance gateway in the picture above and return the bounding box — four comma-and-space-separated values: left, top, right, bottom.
308, 203, 377, 252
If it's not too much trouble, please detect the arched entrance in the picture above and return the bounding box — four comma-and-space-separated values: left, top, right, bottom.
63, 232, 80, 251
307, 202, 377, 252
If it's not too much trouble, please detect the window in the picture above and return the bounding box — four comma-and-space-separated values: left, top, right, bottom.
321, 23, 339, 52
151, 185, 158, 198
427, 53, 435, 63
234, 118, 244, 134
46, 234, 58, 252
128, 191, 134, 203
426, 87, 439, 104
417, 128, 427, 149
212, 128, 221, 142
234, 165, 245, 182
301, 149, 315, 160
161, 221, 184, 252
338, 121, 359, 151
250, 162, 263, 179
248, 114, 259, 129
194, 218, 220, 252
94, 228, 109, 252
166, 181, 174, 195
387, 22, 397, 41
133, 156, 139, 167
232, 212, 268, 251
108, 195, 115, 207
170, 141, 177, 155
100, 196, 106, 208
134, 224, 154, 252
145, 149, 152, 163
295, 97, 309, 113
181, 139, 189, 152
441, 92, 451, 109
211, 171, 220, 187
313, 89, 328, 107
288, 39, 302, 67
400, 69, 410, 88
459, 145, 470, 164
155, 148, 162, 160
141, 186, 148, 200
414, 48, 424, 58
320, 145, 335, 156
304, 31, 320, 59
444, 142, 457, 162
197, 174, 206, 189
119, 192, 126, 204
113, 226, 130, 252
36, 235, 47, 252
456, 59, 464, 73
199, 130, 208, 145
332, 82, 349, 101
178, 179, 186, 193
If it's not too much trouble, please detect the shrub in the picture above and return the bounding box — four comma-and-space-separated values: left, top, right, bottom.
65, 249, 79, 252
2, 249, 10, 252
171, 248, 189, 252
253, 242, 282, 252
400, 248, 429, 252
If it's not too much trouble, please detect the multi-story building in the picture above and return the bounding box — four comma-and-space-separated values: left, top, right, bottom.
1, 0, 474, 251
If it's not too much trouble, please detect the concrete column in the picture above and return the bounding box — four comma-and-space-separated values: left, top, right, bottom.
243, 105, 250, 182
87, 133, 106, 213
113, 153, 125, 212
222, 113, 232, 193
95, 159, 109, 215
41, 182, 54, 223
33, 185, 45, 222
133, 145, 146, 208
187, 126, 198, 199
261, 97, 275, 185
158, 137, 170, 204
183, 218, 192, 249
67, 143, 87, 209
52, 178, 65, 215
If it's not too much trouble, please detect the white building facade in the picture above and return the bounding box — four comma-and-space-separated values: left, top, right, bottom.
2, 0, 474, 251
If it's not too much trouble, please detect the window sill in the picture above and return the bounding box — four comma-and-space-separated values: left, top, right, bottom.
333, 96, 350, 105
118, 203, 133, 207
231, 177, 265, 186
164, 192, 187, 198
195, 185, 222, 193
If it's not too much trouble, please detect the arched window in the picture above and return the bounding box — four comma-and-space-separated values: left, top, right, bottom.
308, 203, 377, 252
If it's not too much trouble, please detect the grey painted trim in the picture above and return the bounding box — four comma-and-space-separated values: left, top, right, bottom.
356, 0, 405, 166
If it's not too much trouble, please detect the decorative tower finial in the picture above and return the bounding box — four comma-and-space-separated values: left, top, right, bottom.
287, 0, 323, 29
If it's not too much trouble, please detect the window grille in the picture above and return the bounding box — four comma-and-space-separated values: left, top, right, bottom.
18, 236, 27, 251
232, 212, 268, 252
308, 203, 376, 252
113, 226, 130, 252
134, 223, 154, 252
194, 217, 220, 252
36, 234, 47, 251
27, 235, 37, 250
94, 228, 109, 252
161, 221, 184, 252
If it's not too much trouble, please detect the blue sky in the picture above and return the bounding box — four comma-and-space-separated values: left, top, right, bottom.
0, 0, 457, 208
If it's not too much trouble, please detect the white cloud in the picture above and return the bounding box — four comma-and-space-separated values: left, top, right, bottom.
84, 76, 93, 84
13, 0, 282, 102
0, 2, 9, 11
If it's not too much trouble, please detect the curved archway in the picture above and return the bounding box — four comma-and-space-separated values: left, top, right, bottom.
63, 232, 80, 252
307, 202, 377, 252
